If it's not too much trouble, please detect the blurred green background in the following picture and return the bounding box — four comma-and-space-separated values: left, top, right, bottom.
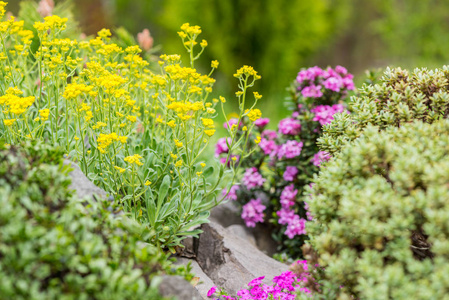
8, 0, 449, 124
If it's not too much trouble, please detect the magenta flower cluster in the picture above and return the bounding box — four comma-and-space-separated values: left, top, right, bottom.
242, 167, 266, 189
296, 65, 355, 98
215, 65, 354, 255
278, 184, 306, 238
207, 260, 313, 299
310, 104, 348, 126
311, 151, 331, 166
241, 198, 266, 228
278, 118, 301, 135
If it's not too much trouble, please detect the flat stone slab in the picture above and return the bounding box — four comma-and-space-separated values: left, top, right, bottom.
64, 160, 107, 200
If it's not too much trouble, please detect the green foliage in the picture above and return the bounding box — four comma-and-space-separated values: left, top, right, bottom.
113, 0, 350, 94
0, 141, 168, 299
307, 120, 449, 299
319, 66, 449, 155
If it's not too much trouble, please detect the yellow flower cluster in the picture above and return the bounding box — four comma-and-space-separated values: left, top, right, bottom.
124, 154, 143, 166
233, 65, 262, 80
0, 88, 34, 115
34, 15, 68, 32
0, 1, 6, 18
97, 133, 127, 153
39, 109, 50, 121
246, 108, 262, 122
180, 23, 202, 35
63, 83, 93, 100
3, 118, 15, 126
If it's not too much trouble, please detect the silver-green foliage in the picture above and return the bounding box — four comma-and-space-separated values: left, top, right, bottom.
319, 66, 449, 155
0, 141, 167, 300
307, 120, 449, 299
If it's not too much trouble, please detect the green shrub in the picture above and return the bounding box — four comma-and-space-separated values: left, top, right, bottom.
0, 141, 168, 299
306, 120, 449, 299
318, 66, 449, 155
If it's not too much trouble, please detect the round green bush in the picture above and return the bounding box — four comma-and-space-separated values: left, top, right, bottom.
0, 141, 168, 299
318, 65, 449, 155
307, 120, 449, 299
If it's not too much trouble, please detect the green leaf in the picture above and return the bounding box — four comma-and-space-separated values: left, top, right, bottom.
155, 175, 170, 221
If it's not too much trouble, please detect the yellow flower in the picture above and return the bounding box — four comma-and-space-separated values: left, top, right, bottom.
196, 171, 203, 176
175, 160, 183, 167
211, 60, 219, 68
3, 119, 15, 126
174, 139, 183, 148
233, 65, 261, 79
201, 118, 214, 128
200, 163, 206, 168
204, 129, 215, 137
219, 96, 226, 103
97, 28, 112, 39
200, 39, 208, 47
145, 180, 151, 186
254, 136, 261, 144
124, 154, 144, 166
242, 126, 248, 131
114, 166, 126, 173
246, 108, 262, 122
167, 120, 176, 128
126, 115, 137, 122
74, 136, 79, 141
253, 92, 263, 100
39, 109, 49, 121
170, 153, 178, 160
63, 83, 93, 100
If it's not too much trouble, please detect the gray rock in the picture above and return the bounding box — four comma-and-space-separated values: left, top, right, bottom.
175, 258, 215, 300
210, 200, 244, 227
64, 160, 107, 200
158, 275, 203, 300
196, 222, 288, 296
210, 200, 279, 256
227, 224, 256, 246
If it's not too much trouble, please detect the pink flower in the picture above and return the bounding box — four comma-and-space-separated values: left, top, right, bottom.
242, 199, 266, 227
323, 77, 343, 92
335, 65, 348, 75
278, 118, 301, 135
285, 215, 307, 238
277, 208, 296, 225
137, 29, 154, 51
283, 166, 298, 181
296, 66, 324, 84
311, 151, 331, 166
280, 184, 298, 208
310, 104, 347, 126
242, 167, 266, 189
262, 130, 278, 140
248, 276, 265, 287
223, 118, 239, 129
215, 137, 231, 157
277, 140, 303, 159
254, 117, 270, 128
342, 76, 355, 90
222, 185, 239, 201
301, 85, 323, 98
259, 138, 277, 155
207, 286, 217, 297
273, 271, 297, 291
